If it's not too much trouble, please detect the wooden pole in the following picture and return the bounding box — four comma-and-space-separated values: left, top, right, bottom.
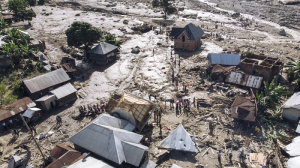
20, 114, 46, 164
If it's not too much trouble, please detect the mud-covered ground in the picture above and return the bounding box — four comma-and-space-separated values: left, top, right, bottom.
0, 0, 300, 167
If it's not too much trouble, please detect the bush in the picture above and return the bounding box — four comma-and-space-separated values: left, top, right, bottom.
38, 0, 44, 5
287, 67, 295, 84
167, 6, 177, 14
12, 80, 24, 97
244, 51, 253, 58
27, 0, 36, 6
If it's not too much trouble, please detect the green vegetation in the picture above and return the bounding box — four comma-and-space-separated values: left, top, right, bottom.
284, 57, 300, 86
65, 21, 102, 52
7, 0, 36, 23
256, 76, 289, 111
152, 0, 177, 19
104, 34, 122, 48
0, 85, 7, 104
244, 51, 253, 58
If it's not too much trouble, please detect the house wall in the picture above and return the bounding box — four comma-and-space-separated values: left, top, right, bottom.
25, 81, 70, 100
174, 33, 202, 51
282, 108, 300, 123
56, 92, 77, 106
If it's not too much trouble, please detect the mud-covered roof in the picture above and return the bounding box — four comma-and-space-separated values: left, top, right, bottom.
50, 83, 77, 100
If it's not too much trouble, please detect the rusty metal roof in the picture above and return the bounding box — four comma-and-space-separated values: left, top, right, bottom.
46, 150, 83, 168
211, 64, 235, 76
50, 143, 78, 159
0, 97, 35, 122
24, 68, 70, 94
225, 71, 263, 89
231, 96, 256, 122
52, 63, 77, 73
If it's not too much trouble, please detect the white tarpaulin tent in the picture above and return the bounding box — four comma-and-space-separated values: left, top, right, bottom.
157, 124, 199, 153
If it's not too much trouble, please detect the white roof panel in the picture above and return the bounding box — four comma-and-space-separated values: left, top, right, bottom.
68, 156, 113, 168
282, 92, 300, 110
50, 83, 77, 99
208, 53, 240, 66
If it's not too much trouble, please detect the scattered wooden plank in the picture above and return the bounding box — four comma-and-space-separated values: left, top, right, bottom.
202, 147, 210, 157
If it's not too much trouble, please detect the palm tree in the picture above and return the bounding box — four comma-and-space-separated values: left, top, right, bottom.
256, 76, 289, 111
284, 57, 300, 86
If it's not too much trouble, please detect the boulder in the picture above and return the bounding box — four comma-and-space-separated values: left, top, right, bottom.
279, 29, 286, 36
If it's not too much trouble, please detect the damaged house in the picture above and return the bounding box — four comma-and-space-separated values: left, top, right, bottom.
69, 113, 150, 167
105, 93, 156, 132
239, 54, 283, 81
281, 92, 300, 123
225, 71, 263, 90
170, 23, 204, 51
231, 96, 257, 122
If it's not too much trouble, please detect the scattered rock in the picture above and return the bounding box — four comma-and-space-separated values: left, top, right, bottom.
75, 13, 80, 16
278, 29, 286, 36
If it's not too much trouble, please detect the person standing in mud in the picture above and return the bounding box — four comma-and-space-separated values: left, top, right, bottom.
178, 59, 180, 68
149, 94, 151, 101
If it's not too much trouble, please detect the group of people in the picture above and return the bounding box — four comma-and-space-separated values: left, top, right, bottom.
11, 129, 20, 138
79, 103, 106, 115
153, 108, 162, 124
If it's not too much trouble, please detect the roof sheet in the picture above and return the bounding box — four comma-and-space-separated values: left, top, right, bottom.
69, 115, 147, 166
211, 64, 235, 76
208, 53, 240, 66
282, 92, 300, 110
170, 27, 182, 37
225, 71, 263, 89
283, 136, 300, 157
50, 83, 77, 99
24, 68, 70, 94
35, 95, 56, 103
68, 156, 114, 168
157, 124, 199, 153
88, 42, 118, 55
174, 23, 204, 40
94, 114, 135, 131
171, 164, 183, 168
231, 96, 256, 122
122, 141, 149, 166
52, 63, 77, 73
50, 143, 77, 159
23, 108, 41, 118
46, 151, 83, 168
0, 97, 35, 121
140, 159, 157, 168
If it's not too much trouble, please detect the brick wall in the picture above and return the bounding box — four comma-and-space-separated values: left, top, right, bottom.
174, 32, 201, 51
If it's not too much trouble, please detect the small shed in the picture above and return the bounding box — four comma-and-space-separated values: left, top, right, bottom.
87, 42, 118, 64
208, 53, 240, 66
281, 92, 300, 123
35, 95, 57, 111
50, 83, 77, 106
22, 108, 41, 120
231, 96, 256, 122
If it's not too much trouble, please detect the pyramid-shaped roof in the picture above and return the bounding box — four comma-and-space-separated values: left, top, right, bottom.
88, 42, 118, 55
157, 124, 199, 153
173, 23, 204, 41
69, 114, 148, 166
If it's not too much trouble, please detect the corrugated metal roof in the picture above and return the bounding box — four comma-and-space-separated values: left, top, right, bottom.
211, 64, 235, 76
111, 93, 156, 132
174, 23, 204, 40
282, 92, 300, 110
208, 53, 240, 66
88, 42, 118, 55
231, 96, 256, 122
68, 156, 114, 168
94, 114, 135, 131
0, 97, 35, 122
46, 151, 83, 168
170, 27, 182, 37
140, 159, 157, 168
225, 71, 263, 89
122, 141, 149, 167
157, 124, 199, 153
24, 68, 70, 94
35, 95, 56, 102
171, 164, 183, 168
69, 116, 147, 166
23, 108, 41, 118
50, 143, 77, 159
50, 83, 77, 100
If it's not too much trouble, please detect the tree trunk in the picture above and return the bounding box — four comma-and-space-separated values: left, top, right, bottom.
164, 7, 167, 20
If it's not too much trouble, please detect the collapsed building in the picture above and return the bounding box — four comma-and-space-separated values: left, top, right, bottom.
239, 54, 283, 81
105, 93, 157, 132
231, 96, 257, 122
